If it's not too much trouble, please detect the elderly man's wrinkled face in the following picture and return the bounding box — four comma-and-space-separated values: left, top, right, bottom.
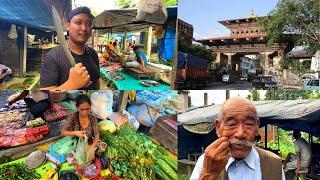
215, 98, 259, 159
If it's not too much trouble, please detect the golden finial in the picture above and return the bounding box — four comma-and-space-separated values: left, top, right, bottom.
247, 9, 256, 18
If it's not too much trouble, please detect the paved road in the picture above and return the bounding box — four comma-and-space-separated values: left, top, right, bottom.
203, 80, 252, 90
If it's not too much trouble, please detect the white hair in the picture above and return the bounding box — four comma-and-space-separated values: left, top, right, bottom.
217, 97, 257, 121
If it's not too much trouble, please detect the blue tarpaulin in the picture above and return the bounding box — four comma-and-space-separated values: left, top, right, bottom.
0, 0, 54, 30
177, 52, 210, 69
178, 52, 187, 69
159, 27, 175, 61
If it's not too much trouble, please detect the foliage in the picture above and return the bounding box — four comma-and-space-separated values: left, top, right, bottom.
268, 128, 311, 158
100, 125, 177, 180
165, 0, 178, 6
282, 59, 311, 75
250, 90, 260, 101
268, 128, 295, 158
309, 91, 320, 99
265, 89, 313, 100
119, 0, 177, 8
178, 31, 216, 61
260, 0, 320, 53
0, 163, 41, 180
118, 0, 134, 8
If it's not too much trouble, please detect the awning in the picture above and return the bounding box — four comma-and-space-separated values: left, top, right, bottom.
0, 0, 55, 31
178, 100, 320, 136
93, 7, 177, 33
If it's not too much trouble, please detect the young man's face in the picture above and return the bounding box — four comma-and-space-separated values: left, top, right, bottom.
67, 13, 93, 45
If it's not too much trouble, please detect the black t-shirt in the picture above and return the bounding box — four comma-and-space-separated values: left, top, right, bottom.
40, 45, 100, 90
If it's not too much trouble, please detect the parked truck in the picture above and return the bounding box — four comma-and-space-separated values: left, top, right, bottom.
177, 52, 211, 88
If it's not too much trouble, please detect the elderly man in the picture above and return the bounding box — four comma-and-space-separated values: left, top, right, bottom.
40, 6, 100, 90
190, 97, 285, 180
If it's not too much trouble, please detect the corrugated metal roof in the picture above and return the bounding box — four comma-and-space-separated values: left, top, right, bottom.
178, 100, 320, 135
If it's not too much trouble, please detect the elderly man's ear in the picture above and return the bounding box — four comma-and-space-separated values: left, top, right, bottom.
214, 119, 222, 137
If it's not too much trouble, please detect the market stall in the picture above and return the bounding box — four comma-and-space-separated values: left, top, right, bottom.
94, 7, 177, 90
100, 63, 170, 90
0, 0, 70, 89
177, 100, 320, 178
0, 90, 181, 179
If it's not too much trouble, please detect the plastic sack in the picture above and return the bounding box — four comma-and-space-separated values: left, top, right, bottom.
136, 0, 168, 24
122, 109, 139, 130
127, 104, 154, 127
90, 91, 113, 119
74, 136, 90, 166
53, 136, 77, 156
108, 113, 128, 128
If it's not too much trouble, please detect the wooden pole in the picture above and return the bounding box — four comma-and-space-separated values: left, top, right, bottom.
204, 92, 208, 106
170, 19, 178, 89
18, 26, 27, 77
226, 90, 230, 100
147, 26, 152, 58
118, 91, 129, 111
265, 125, 268, 149
123, 29, 127, 51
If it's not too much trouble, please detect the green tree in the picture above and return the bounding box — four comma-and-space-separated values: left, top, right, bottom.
282, 60, 311, 75
268, 128, 295, 158
118, 0, 134, 8
165, 0, 177, 6
309, 91, 320, 99
119, 0, 177, 8
250, 90, 260, 101
178, 31, 216, 61
265, 90, 313, 100
261, 0, 320, 53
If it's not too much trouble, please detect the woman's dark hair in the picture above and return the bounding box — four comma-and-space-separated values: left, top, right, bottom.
76, 94, 91, 107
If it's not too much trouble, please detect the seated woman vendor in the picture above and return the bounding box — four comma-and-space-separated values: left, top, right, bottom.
125, 45, 147, 72
61, 94, 99, 151
101, 42, 120, 62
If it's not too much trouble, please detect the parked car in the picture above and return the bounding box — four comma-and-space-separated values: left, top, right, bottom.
304, 79, 320, 90
301, 74, 317, 85
252, 75, 278, 90
222, 74, 236, 83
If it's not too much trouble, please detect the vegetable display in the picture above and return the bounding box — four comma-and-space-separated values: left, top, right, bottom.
100, 125, 178, 180
0, 163, 41, 180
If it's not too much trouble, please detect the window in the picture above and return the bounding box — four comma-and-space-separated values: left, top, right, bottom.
311, 80, 319, 86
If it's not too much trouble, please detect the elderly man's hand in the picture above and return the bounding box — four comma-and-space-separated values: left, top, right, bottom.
200, 137, 230, 180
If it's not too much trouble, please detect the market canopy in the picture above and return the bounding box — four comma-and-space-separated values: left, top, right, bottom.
0, 0, 55, 31
178, 100, 320, 136
93, 6, 177, 33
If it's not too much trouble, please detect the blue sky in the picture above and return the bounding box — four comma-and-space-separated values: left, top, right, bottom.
178, 0, 279, 40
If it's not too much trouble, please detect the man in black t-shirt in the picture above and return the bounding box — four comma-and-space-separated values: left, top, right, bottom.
40, 6, 100, 90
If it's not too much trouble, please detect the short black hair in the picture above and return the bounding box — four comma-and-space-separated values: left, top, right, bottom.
68, 6, 94, 22
293, 130, 301, 139
76, 94, 91, 107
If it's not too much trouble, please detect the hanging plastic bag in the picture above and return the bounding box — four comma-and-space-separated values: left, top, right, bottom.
136, 0, 168, 24
74, 136, 90, 166
90, 91, 113, 119
53, 136, 77, 156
